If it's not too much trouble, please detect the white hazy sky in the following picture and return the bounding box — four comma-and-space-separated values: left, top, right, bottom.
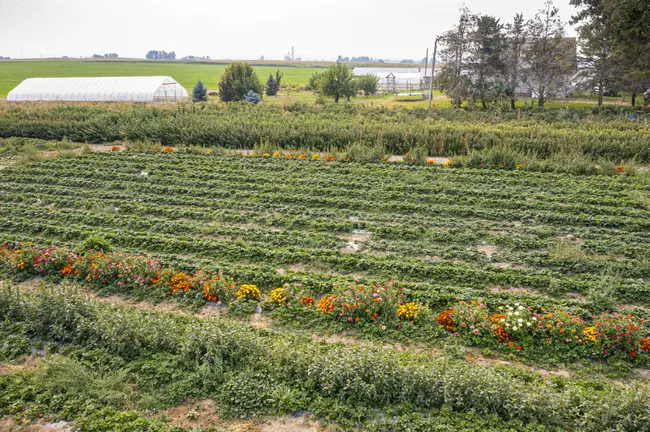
0, 0, 577, 60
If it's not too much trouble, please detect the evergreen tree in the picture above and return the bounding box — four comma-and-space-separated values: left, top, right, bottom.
219, 75, 237, 102
192, 80, 208, 102
468, 15, 506, 108
274, 70, 283, 93
608, 0, 650, 106
266, 74, 277, 96
570, 0, 616, 107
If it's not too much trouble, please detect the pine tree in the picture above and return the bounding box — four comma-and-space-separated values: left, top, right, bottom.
570, 0, 615, 107
468, 15, 506, 108
192, 80, 208, 102
219, 75, 237, 102
266, 74, 277, 96
274, 70, 283, 93
438, 7, 473, 108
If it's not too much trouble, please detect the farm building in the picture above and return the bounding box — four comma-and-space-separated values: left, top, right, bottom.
352, 67, 432, 92
7, 76, 189, 102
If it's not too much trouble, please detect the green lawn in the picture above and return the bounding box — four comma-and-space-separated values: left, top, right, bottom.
0, 59, 322, 97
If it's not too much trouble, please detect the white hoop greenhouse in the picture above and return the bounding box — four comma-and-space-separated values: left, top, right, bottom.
7, 76, 189, 102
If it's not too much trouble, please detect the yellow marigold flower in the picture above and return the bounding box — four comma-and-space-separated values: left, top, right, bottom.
236, 284, 261, 300
311, 154, 321, 160
298, 154, 307, 160
445, 160, 453, 167
583, 326, 598, 342
397, 302, 420, 321
516, 164, 524, 170
273, 152, 281, 158
615, 165, 624, 173
269, 288, 287, 306
263, 152, 270, 157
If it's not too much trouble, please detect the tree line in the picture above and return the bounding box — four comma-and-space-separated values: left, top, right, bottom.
436, 0, 650, 108
192, 62, 380, 104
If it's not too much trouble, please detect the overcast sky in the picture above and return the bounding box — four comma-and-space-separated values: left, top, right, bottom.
0, 0, 577, 61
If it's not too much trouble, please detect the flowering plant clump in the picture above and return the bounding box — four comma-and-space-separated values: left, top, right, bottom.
445, 160, 453, 167
439, 298, 650, 361
437, 308, 455, 332
285, 153, 294, 159
298, 154, 307, 160
273, 152, 281, 158
263, 152, 270, 157
236, 284, 261, 300
111, 146, 120, 152
200, 270, 235, 303
615, 165, 625, 173
162, 146, 174, 153
397, 302, 420, 321
299, 296, 315, 308
169, 272, 193, 295
269, 287, 287, 306
311, 154, 320, 160
326, 283, 395, 325
425, 159, 435, 165
325, 154, 336, 162
317, 294, 336, 314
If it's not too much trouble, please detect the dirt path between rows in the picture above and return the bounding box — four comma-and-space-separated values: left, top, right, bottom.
7, 277, 649, 385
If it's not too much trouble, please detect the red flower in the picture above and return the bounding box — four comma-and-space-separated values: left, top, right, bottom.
508, 341, 514, 346
516, 345, 522, 351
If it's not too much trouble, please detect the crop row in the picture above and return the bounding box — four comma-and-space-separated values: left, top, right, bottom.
1, 103, 650, 161
1, 282, 649, 431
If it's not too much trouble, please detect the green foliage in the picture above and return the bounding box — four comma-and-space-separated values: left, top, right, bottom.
191, 80, 208, 103
266, 74, 277, 96
355, 74, 379, 96
79, 235, 113, 252
307, 71, 324, 91
2, 285, 650, 431
319, 63, 356, 103
217, 62, 263, 102
0, 321, 30, 360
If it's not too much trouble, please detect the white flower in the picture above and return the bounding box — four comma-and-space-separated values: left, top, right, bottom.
518, 305, 523, 310
505, 323, 509, 327
532, 317, 538, 321
526, 322, 532, 326
508, 306, 513, 310
512, 326, 518, 331
500, 319, 505, 323
140, 171, 148, 176
514, 311, 520, 316
515, 303, 520, 306
517, 318, 523, 323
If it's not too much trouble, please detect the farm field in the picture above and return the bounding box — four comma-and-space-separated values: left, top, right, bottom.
0, 59, 324, 97
1, 144, 650, 430
0, 59, 633, 109
1, 101, 650, 431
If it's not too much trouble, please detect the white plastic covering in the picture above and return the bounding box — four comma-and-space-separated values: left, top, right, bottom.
7, 76, 189, 102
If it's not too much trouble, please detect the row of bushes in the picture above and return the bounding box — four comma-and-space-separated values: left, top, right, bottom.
1, 283, 649, 431
1, 103, 649, 162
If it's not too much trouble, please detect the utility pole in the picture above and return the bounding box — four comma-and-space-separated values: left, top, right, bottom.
423, 48, 429, 81
428, 36, 441, 110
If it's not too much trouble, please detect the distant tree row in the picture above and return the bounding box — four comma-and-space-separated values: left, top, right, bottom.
0, 56, 10, 60
336, 56, 385, 63
91, 53, 118, 59
436, 0, 650, 108
181, 55, 211, 61
146, 50, 176, 60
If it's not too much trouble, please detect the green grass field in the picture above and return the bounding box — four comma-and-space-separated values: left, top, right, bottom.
0, 59, 323, 97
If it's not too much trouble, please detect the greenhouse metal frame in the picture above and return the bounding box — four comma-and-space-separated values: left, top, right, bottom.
7, 76, 189, 102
